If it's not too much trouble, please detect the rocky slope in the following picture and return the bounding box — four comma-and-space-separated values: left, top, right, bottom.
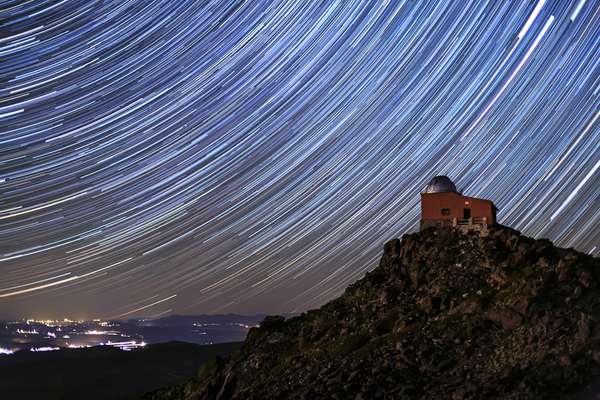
150, 225, 600, 399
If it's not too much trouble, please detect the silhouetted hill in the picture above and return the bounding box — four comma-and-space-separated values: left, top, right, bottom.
150, 225, 600, 399
0, 341, 241, 400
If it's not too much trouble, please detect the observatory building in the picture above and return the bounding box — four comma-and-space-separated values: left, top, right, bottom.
420, 176, 497, 236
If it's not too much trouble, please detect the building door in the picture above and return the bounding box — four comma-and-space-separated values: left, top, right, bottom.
463, 208, 471, 219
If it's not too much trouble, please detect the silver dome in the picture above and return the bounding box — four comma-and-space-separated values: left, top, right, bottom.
423, 176, 458, 194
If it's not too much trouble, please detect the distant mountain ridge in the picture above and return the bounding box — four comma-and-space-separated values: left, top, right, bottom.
150, 225, 600, 399
134, 314, 268, 325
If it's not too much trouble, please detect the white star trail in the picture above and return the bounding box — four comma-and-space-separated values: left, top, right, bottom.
0, 0, 598, 318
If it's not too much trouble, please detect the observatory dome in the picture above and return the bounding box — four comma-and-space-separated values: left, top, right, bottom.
423, 176, 458, 194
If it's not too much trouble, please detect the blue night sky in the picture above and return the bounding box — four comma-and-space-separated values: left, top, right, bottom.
0, 0, 598, 319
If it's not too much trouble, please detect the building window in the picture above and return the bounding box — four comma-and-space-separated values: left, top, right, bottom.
441, 208, 450, 215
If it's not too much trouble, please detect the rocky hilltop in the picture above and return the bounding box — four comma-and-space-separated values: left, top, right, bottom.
151, 226, 600, 399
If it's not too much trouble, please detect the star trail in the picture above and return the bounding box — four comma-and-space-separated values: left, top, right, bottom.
0, 0, 598, 319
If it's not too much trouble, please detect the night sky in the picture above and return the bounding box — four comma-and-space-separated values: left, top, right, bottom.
0, 0, 598, 319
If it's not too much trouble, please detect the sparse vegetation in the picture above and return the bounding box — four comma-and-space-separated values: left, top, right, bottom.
150, 226, 600, 399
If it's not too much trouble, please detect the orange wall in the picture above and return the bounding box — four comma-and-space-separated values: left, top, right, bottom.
421, 192, 495, 224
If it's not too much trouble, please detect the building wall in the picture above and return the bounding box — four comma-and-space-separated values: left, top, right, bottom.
420, 192, 496, 224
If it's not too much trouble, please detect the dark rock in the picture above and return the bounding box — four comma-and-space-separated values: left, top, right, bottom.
156, 225, 600, 400
559, 355, 572, 366
592, 351, 600, 364
579, 270, 591, 288
513, 298, 529, 315
486, 308, 522, 330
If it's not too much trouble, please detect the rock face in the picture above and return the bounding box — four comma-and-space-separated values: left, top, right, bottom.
155, 226, 600, 399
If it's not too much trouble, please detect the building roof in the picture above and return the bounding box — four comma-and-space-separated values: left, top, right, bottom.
422, 175, 458, 194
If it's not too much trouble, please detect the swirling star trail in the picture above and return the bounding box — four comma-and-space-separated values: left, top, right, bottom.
0, 0, 598, 318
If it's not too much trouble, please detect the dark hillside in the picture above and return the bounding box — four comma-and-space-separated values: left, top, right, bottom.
152, 226, 600, 399
0, 341, 241, 400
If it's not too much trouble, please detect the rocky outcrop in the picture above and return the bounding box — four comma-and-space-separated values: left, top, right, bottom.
152, 226, 600, 399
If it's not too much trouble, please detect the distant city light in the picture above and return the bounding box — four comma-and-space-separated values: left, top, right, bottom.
103, 340, 146, 351
30, 347, 60, 352
84, 330, 120, 335
1, 316, 261, 353
16, 328, 39, 335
